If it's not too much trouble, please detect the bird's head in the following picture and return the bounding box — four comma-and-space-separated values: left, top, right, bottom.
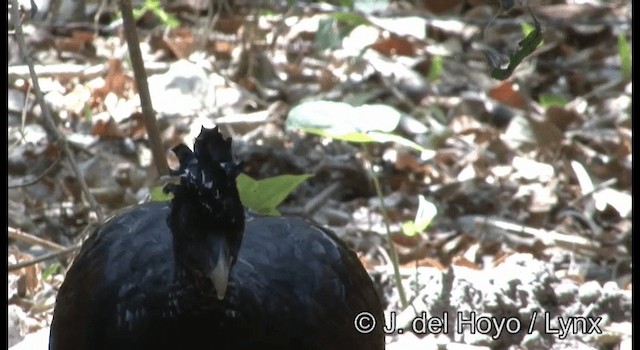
164, 126, 244, 300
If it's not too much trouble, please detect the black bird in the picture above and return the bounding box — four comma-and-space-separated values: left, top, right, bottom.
49, 127, 385, 350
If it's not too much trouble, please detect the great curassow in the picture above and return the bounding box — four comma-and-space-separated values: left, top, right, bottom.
49, 127, 385, 350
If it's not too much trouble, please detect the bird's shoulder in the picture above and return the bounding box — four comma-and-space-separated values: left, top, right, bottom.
216, 213, 384, 349
61, 202, 177, 308
230, 212, 375, 319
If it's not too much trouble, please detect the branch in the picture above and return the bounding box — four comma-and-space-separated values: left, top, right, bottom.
8, 151, 61, 188
118, 0, 169, 177
9, 0, 105, 224
8, 244, 83, 272
8, 227, 66, 251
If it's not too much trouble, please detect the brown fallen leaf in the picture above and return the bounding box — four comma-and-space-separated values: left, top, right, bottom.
371, 36, 416, 57
489, 80, 526, 110
90, 58, 134, 107
164, 27, 195, 59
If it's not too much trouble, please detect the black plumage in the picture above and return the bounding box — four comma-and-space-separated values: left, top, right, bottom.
50, 127, 384, 350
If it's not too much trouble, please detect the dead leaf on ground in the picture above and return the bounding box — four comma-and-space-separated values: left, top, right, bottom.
371, 36, 417, 57
90, 58, 134, 107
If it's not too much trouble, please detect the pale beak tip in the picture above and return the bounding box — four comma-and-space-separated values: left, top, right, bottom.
210, 242, 230, 300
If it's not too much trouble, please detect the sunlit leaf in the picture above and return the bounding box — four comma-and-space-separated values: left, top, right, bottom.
428, 56, 443, 82
287, 100, 402, 134
299, 127, 425, 152
150, 185, 173, 202
488, 10, 543, 80
237, 173, 313, 216
42, 262, 61, 280
288, 100, 425, 151
402, 195, 437, 236
315, 18, 342, 51
521, 22, 535, 37
539, 93, 568, 108
134, 0, 180, 29
618, 33, 631, 79
366, 131, 425, 151
337, 0, 355, 8
330, 12, 370, 27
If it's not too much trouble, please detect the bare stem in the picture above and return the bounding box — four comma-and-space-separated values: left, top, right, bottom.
9, 0, 105, 224
118, 0, 169, 177
362, 147, 408, 309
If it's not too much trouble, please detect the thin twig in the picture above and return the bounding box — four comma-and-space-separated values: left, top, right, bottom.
9, 83, 32, 151
21, 83, 30, 135
304, 182, 341, 216
8, 61, 171, 80
458, 215, 625, 258
118, 0, 169, 177
567, 177, 618, 207
375, 244, 392, 267
200, 0, 221, 49
94, 0, 109, 36
8, 227, 66, 251
8, 244, 83, 272
362, 147, 408, 309
8, 151, 61, 188
9, 0, 105, 225
9, 63, 107, 80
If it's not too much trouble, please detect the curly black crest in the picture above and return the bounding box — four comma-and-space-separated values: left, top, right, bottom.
164, 126, 243, 220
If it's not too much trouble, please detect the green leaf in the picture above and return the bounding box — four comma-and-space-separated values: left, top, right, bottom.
83, 105, 93, 120
152, 8, 180, 29
132, 8, 146, 19
237, 173, 313, 216
150, 185, 173, 202
618, 33, 631, 79
42, 262, 61, 280
402, 195, 437, 236
427, 55, 443, 82
287, 100, 425, 151
299, 128, 425, 152
287, 101, 402, 134
315, 18, 342, 51
521, 21, 535, 37
366, 131, 425, 151
336, 0, 355, 8
538, 93, 568, 108
302, 128, 377, 143
488, 10, 543, 80
148, 173, 311, 216
330, 12, 370, 27
134, 0, 180, 29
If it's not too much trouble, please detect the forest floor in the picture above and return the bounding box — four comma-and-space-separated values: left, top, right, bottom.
9, 1, 631, 349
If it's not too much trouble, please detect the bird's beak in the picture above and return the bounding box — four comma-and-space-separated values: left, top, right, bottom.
207, 236, 231, 300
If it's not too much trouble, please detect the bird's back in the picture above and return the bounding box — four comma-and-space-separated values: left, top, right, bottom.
50, 203, 384, 350
225, 212, 385, 349
50, 202, 179, 349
